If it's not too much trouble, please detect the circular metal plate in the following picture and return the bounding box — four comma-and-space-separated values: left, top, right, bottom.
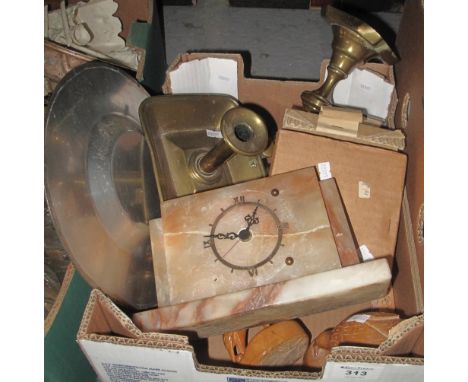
45, 62, 159, 309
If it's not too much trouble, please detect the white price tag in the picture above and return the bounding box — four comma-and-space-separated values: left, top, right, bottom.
359, 245, 375, 261
323, 362, 385, 381
358, 181, 371, 199
347, 314, 370, 324
206, 129, 223, 138
317, 161, 332, 180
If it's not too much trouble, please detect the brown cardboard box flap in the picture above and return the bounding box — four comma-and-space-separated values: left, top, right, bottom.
78, 289, 422, 379
394, 0, 424, 293
162, 53, 397, 130
328, 347, 423, 366
77, 289, 191, 347
378, 314, 424, 356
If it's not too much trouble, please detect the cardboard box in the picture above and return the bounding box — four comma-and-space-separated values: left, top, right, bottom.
77, 1, 424, 379
78, 290, 423, 382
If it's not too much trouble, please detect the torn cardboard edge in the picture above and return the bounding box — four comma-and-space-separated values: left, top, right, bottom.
77, 289, 423, 380
77, 289, 191, 347
162, 52, 246, 95
168, 57, 239, 98
379, 314, 424, 355
328, 347, 423, 366
44, 263, 76, 335
45, 1, 146, 76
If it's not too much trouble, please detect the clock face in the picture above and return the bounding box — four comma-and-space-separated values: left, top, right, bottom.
203, 196, 288, 276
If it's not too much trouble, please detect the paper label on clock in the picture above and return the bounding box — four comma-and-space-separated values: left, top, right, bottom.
206, 129, 223, 138
358, 181, 371, 199
359, 245, 374, 261
317, 161, 332, 180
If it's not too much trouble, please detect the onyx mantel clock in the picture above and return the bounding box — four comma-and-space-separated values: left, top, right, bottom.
153, 166, 342, 306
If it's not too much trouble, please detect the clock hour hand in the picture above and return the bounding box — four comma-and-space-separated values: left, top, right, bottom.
244, 204, 260, 230
205, 232, 239, 240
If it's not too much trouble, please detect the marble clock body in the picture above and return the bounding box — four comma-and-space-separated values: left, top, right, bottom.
154, 167, 341, 306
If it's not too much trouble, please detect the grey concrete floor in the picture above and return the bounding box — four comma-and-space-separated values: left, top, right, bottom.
163, 0, 401, 81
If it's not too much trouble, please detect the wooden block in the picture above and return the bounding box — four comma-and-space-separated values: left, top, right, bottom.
315, 123, 359, 138
133, 258, 391, 338
320, 106, 363, 123
319, 178, 361, 267
317, 106, 363, 135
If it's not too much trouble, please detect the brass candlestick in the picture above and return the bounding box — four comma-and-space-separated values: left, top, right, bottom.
301, 6, 399, 114
190, 107, 269, 183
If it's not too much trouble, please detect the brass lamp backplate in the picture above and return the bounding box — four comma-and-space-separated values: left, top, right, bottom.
140, 95, 267, 202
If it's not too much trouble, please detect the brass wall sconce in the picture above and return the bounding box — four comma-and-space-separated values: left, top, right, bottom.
301, 6, 399, 114
140, 95, 268, 201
